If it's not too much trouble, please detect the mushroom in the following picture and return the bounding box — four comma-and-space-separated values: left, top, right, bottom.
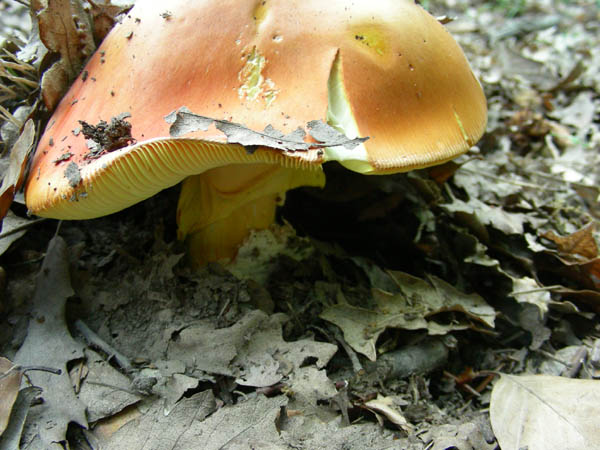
25, 0, 487, 266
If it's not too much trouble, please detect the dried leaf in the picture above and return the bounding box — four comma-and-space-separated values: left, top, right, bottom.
442, 196, 539, 236
0, 357, 22, 436
543, 223, 598, 261
166, 107, 368, 152
287, 366, 337, 407
92, 404, 141, 442
14, 236, 87, 446
97, 392, 286, 450
420, 422, 497, 450
541, 224, 600, 290
321, 271, 495, 361
0, 211, 33, 256
490, 374, 600, 450
31, 0, 95, 109
228, 224, 315, 285
87, 0, 134, 42
496, 43, 557, 90
363, 395, 412, 433
510, 276, 552, 316
518, 303, 551, 350
0, 387, 42, 449
161, 374, 199, 416
553, 287, 600, 314
284, 415, 400, 448
0, 120, 35, 224
39, 60, 70, 112
168, 310, 337, 387
73, 349, 141, 423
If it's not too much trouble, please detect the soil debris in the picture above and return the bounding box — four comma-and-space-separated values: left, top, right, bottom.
78, 112, 135, 157
53, 152, 73, 164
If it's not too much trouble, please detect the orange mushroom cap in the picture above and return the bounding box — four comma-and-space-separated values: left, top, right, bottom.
25, 0, 486, 219
24, 0, 486, 264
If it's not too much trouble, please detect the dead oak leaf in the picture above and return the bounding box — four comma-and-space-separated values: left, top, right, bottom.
542, 223, 600, 290
542, 222, 598, 262
97, 392, 286, 450
87, 0, 134, 43
31, 0, 96, 110
0, 357, 22, 436
0, 120, 35, 226
14, 236, 87, 446
491, 375, 600, 450
167, 310, 337, 387
321, 271, 495, 361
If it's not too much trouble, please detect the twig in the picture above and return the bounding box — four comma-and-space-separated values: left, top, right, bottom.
85, 380, 141, 396
524, 169, 599, 191
74, 319, 133, 372
563, 347, 587, 378
0, 104, 20, 127
509, 285, 564, 296
458, 166, 565, 192
0, 218, 46, 239
0, 364, 62, 380
313, 324, 363, 373
532, 348, 569, 366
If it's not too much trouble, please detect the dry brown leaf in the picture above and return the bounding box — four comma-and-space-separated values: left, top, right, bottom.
321, 271, 495, 361
0, 357, 22, 436
542, 223, 600, 290
554, 287, 600, 314
87, 0, 134, 43
363, 395, 412, 433
490, 374, 600, 450
0, 386, 42, 448
167, 310, 337, 386
0, 119, 35, 224
543, 223, 598, 261
14, 236, 87, 446
92, 404, 142, 442
428, 160, 461, 185
73, 349, 141, 423
31, 0, 95, 110
0, 211, 38, 256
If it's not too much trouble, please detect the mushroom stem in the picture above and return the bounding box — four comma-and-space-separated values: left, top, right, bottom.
176, 163, 325, 266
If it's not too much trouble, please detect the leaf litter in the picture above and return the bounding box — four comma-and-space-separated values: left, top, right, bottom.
14, 236, 87, 448
320, 271, 495, 361
1, 0, 600, 448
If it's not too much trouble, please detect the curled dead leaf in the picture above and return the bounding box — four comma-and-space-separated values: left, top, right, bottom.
87, 0, 134, 43
543, 223, 598, 262
0, 357, 22, 436
542, 223, 600, 290
31, 0, 96, 110
0, 119, 35, 225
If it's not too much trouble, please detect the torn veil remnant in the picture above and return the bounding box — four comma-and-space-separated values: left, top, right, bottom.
25, 0, 487, 266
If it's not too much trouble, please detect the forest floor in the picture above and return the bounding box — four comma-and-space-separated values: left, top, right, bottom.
1, 0, 599, 449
